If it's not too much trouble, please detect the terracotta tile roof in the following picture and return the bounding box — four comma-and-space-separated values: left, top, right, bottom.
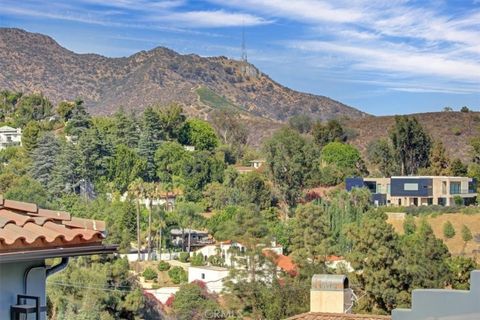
286, 312, 391, 320
263, 250, 298, 276
0, 196, 106, 253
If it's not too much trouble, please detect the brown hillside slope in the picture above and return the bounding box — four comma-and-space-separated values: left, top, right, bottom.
344, 112, 480, 163
0, 28, 366, 122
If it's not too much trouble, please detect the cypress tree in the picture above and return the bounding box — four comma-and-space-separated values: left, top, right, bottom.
138, 107, 163, 182
31, 132, 60, 188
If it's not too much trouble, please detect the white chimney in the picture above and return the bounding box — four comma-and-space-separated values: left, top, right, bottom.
310, 274, 353, 313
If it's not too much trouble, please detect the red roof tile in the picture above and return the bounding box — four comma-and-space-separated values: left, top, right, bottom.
0, 197, 106, 253
263, 250, 298, 276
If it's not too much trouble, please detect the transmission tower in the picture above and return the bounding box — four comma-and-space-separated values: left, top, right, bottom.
241, 23, 247, 62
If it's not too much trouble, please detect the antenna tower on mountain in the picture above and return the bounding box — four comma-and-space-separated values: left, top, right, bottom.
241, 22, 247, 63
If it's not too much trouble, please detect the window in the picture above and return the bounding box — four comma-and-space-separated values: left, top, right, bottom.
201, 273, 205, 280
404, 183, 419, 191
387, 184, 391, 194
450, 182, 461, 194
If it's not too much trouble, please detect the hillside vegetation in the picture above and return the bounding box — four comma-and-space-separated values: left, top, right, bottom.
345, 111, 480, 163
0, 28, 365, 122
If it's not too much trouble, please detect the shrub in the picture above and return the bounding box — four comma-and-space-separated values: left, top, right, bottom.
143, 267, 158, 281
443, 221, 456, 239
157, 260, 171, 272
453, 195, 464, 206
461, 225, 473, 243
208, 255, 225, 267
178, 252, 189, 263
190, 252, 206, 266
168, 266, 188, 284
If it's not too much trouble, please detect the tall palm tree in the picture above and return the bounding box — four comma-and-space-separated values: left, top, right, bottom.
174, 202, 203, 253
128, 178, 145, 262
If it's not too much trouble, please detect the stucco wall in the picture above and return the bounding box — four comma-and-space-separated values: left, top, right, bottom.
392, 270, 480, 320
0, 260, 46, 320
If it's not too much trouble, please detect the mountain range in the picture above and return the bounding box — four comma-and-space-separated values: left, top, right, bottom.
0, 28, 365, 122
1, 28, 477, 161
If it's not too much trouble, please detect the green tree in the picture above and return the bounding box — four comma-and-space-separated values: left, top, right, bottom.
158, 103, 186, 140
450, 159, 468, 176
288, 114, 313, 134
142, 267, 158, 281
108, 145, 146, 193
179, 118, 219, 151
443, 221, 456, 239
31, 132, 60, 188
180, 151, 225, 201
390, 116, 431, 175
154, 141, 190, 186
49, 141, 84, 197
22, 121, 42, 153
5, 176, 49, 208
290, 203, 331, 271
190, 252, 206, 266
461, 224, 473, 245
171, 282, 221, 320
460, 106, 470, 113
312, 119, 345, 148
64, 99, 92, 137
113, 108, 139, 148
263, 127, 319, 215
346, 212, 401, 313
56, 101, 75, 121
321, 142, 367, 177
168, 266, 188, 284
426, 141, 450, 175
447, 256, 477, 289
78, 127, 114, 185
235, 171, 272, 210
15, 93, 53, 126
367, 139, 399, 176
173, 202, 204, 252
397, 220, 450, 306
138, 107, 163, 181
403, 215, 416, 235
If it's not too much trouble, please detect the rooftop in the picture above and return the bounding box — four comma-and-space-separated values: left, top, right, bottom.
189, 265, 229, 271
286, 312, 391, 320
0, 196, 108, 255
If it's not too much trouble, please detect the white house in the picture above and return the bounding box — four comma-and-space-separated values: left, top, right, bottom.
193, 240, 284, 268
0, 126, 22, 149
188, 266, 229, 293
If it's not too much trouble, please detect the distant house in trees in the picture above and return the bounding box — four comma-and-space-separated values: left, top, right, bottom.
346, 176, 477, 207
119, 189, 182, 211
169, 228, 213, 248
0, 126, 22, 149
0, 196, 116, 320
183, 145, 195, 152
234, 159, 266, 174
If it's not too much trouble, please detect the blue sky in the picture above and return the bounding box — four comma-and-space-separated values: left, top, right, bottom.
1, 0, 479, 116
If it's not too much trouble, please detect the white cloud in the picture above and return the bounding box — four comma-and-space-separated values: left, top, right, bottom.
156, 10, 271, 28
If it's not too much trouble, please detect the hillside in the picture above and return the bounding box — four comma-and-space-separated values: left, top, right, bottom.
0, 28, 366, 122
344, 112, 480, 163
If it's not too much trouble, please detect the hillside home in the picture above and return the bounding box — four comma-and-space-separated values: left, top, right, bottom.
234, 159, 266, 174
188, 265, 229, 293
119, 189, 182, 211
170, 228, 213, 248
346, 176, 477, 206
0, 126, 22, 149
0, 196, 116, 320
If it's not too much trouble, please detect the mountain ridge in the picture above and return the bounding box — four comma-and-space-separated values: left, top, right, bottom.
0, 28, 367, 122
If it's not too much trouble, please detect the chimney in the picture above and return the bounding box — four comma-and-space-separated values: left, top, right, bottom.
310, 274, 353, 313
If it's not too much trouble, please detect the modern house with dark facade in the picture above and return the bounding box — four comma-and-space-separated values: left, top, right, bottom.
346, 176, 477, 206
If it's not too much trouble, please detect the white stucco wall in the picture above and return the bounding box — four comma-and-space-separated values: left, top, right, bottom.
188, 266, 229, 293
0, 260, 46, 320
